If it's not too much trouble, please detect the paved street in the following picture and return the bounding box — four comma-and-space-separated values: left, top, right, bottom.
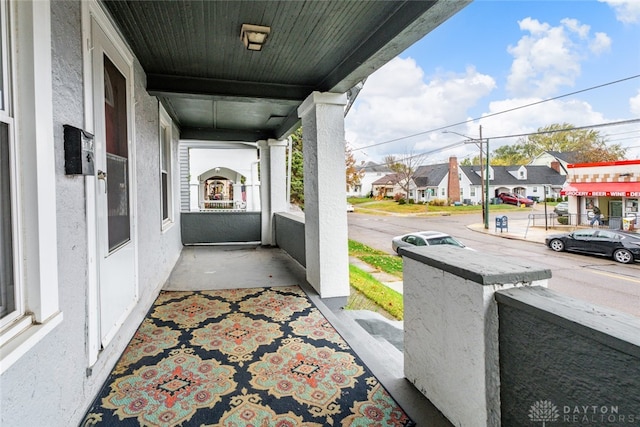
348, 205, 640, 318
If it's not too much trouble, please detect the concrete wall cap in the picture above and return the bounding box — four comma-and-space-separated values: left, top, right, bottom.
400, 245, 551, 285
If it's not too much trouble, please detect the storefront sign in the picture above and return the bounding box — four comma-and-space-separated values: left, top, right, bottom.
562, 191, 640, 197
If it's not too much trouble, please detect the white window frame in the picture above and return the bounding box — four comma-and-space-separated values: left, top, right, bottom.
159, 105, 174, 230
0, 0, 63, 375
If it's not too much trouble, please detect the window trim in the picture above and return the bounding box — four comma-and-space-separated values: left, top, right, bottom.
159, 104, 174, 230
0, 0, 63, 375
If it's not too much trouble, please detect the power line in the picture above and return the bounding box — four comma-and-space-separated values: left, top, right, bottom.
352, 74, 640, 152
355, 118, 640, 171
484, 118, 640, 141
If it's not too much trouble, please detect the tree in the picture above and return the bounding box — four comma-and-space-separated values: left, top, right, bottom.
490, 144, 529, 165
383, 152, 425, 200
345, 144, 364, 192
288, 128, 366, 207
490, 123, 626, 165
289, 127, 304, 206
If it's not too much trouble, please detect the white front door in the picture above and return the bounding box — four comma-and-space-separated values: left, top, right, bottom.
92, 19, 137, 347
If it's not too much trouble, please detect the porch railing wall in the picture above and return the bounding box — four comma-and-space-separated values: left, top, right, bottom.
496, 287, 640, 426
180, 211, 261, 245
273, 212, 306, 267
401, 246, 640, 427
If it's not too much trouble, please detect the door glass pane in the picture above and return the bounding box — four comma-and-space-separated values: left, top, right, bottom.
0, 122, 15, 319
0, 4, 4, 111
104, 56, 130, 251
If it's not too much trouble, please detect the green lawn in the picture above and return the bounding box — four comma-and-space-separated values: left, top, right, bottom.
346, 265, 404, 320
348, 240, 402, 278
347, 197, 534, 215
347, 240, 404, 319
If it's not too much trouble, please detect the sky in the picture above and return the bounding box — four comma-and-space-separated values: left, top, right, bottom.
344, 0, 640, 166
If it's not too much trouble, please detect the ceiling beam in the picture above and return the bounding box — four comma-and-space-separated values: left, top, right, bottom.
179, 126, 274, 142
147, 74, 315, 101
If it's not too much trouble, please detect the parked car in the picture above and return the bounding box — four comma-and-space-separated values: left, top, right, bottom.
392, 231, 469, 254
346, 203, 354, 212
553, 201, 569, 216
545, 229, 640, 264
497, 192, 534, 206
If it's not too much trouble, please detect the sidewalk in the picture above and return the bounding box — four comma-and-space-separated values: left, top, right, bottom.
466, 217, 568, 244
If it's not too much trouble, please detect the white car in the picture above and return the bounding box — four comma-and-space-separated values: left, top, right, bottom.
346, 203, 354, 212
391, 231, 469, 254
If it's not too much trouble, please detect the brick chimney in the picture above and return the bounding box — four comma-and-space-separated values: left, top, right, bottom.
550, 161, 561, 173
447, 156, 461, 203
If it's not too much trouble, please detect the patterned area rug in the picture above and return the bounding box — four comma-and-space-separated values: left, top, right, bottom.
81, 286, 414, 426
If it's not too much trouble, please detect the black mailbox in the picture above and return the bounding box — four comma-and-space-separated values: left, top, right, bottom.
64, 125, 94, 175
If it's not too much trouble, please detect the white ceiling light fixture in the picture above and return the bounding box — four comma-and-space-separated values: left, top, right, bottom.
240, 24, 271, 51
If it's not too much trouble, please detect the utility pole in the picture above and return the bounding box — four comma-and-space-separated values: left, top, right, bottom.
479, 125, 485, 228
442, 126, 490, 229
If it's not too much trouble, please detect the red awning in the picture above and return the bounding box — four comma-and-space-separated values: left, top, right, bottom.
561, 182, 640, 197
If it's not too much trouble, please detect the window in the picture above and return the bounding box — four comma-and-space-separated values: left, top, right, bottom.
533, 187, 538, 193
441, 188, 445, 196
159, 106, 173, 227
0, 122, 15, 323
470, 187, 476, 197
1, 0, 62, 374
0, 1, 15, 325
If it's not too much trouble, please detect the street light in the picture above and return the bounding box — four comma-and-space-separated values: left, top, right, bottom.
443, 127, 490, 230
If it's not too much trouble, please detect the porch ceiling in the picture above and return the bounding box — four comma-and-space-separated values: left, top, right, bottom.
100, 0, 469, 142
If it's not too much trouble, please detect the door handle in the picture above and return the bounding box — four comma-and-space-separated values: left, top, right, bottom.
97, 170, 107, 193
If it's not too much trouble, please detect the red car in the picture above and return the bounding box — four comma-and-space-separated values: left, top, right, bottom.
497, 192, 534, 206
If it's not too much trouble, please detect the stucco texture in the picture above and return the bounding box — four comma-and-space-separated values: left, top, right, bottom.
0, 2, 182, 425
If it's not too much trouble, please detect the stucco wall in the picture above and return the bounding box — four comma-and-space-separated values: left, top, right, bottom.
402, 245, 551, 427
0, 2, 182, 425
497, 287, 640, 426
274, 212, 306, 267
181, 212, 261, 244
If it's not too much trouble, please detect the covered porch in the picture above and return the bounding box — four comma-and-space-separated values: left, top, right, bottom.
80, 243, 451, 426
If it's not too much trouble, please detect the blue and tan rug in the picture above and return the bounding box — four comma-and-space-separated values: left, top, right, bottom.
81, 286, 414, 426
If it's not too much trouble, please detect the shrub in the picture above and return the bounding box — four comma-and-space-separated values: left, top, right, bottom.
429, 198, 446, 206
397, 198, 406, 205
557, 216, 569, 225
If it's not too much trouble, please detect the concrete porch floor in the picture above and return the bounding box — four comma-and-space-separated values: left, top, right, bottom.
164, 245, 452, 426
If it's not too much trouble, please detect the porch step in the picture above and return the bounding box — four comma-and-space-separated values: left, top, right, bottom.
328, 308, 404, 378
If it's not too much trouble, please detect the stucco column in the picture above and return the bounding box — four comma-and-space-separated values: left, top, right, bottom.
247, 161, 260, 211
258, 140, 271, 245
189, 172, 200, 211
232, 183, 242, 207
258, 139, 288, 243
401, 246, 551, 427
297, 92, 349, 298
269, 139, 289, 237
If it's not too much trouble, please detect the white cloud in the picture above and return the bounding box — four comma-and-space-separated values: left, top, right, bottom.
506, 17, 610, 98
477, 98, 606, 150
589, 32, 612, 54
560, 18, 590, 38
345, 58, 495, 160
600, 0, 640, 24
630, 90, 640, 116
